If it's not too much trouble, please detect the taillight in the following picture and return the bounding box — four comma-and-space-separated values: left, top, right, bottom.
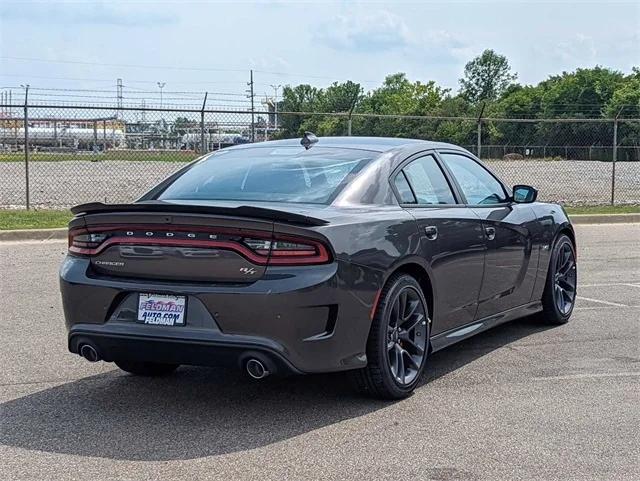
68, 226, 331, 266
242, 235, 330, 265
68, 229, 109, 255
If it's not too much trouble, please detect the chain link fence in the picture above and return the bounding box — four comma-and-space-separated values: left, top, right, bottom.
0, 103, 638, 208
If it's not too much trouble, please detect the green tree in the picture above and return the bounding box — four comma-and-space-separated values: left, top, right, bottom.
540, 66, 625, 119
605, 68, 640, 157
356, 73, 449, 138
276, 81, 362, 137
535, 67, 625, 149
302, 80, 362, 136
489, 84, 545, 145
427, 96, 476, 145
459, 49, 517, 103
317, 80, 362, 113
277, 84, 321, 137
605, 67, 640, 118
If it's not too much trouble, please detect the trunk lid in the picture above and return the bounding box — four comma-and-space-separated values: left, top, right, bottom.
69, 202, 329, 283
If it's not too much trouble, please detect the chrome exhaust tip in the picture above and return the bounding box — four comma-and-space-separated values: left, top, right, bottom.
79, 344, 100, 363
246, 358, 270, 379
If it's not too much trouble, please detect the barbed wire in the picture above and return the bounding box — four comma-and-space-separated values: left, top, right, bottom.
0, 100, 638, 122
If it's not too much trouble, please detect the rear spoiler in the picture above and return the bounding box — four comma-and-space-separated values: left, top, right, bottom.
70, 202, 329, 227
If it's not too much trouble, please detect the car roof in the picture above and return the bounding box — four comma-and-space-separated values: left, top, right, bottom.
226, 136, 465, 154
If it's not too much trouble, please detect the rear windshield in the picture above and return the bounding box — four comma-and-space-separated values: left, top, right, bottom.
157, 146, 377, 204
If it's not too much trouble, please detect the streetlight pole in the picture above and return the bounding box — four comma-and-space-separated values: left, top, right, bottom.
157, 82, 166, 149
270, 84, 281, 129
157, 82, 166, 108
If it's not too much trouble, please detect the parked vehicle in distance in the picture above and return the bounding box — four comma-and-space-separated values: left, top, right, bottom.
60, 134, 577, 399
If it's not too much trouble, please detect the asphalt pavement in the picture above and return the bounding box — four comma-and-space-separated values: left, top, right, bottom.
1, 224, 638, 481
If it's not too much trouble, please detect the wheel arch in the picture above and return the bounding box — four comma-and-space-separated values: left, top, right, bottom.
539, 224, 576, 279
382, 260, 435, 328
558, 224, 576, 248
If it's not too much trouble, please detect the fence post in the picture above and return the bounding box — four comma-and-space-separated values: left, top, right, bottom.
248, 70, 255, 142
200, 92, 208, 155
22, 85, 30, 210
93, 121, 98, 152
476, 102, 485, 158
611, 121, 617, 204
347, 90, 359, 137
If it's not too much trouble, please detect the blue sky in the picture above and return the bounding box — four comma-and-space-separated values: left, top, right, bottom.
0, 0, 638, 100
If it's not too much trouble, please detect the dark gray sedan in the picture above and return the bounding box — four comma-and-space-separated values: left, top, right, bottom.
60, 135, 577, 399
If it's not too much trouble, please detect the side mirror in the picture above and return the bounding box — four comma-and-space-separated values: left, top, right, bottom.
512, 185, 538, 203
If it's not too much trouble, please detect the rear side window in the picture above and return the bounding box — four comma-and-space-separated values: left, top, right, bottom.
157, 147, 377, 204
396, 155, 456, 205
393, 172, 416, 204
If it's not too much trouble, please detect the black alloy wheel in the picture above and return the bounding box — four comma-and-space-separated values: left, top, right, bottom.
553, 241, 577, 315
387, 287, 428, 385
541, 233, 577, 324
352, 273, 430, 399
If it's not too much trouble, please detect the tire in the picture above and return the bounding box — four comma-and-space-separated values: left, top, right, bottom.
351, 273, 430, 399
115, 360, 179, 377
540, 233, 577, 325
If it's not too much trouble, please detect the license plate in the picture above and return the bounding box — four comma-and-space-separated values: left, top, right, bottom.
137, 293, 186, 326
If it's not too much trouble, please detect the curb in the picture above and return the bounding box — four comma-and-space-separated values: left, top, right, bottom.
0, 228, 67, 242
569, 213, 640, 224
0, 214, 638, 242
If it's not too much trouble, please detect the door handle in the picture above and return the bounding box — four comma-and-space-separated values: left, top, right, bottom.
484, 226, 496, 241
424, 225, 438, 240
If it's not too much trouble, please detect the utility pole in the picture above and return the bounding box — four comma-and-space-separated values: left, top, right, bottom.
247, 70, 255, 142
21, 84, 30, 209
157, 82, 165, 108
270, 84, 281, 129
116, 78, 123, 118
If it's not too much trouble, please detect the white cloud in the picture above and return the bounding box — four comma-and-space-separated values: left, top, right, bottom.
553, 34, 597, 64
247, 56, 291, 73
0, 2, 177, 26
315, 10, 412, 52
420, 30, 473, 62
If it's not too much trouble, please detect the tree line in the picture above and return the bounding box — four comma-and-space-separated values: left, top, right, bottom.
275, 50, 640, 154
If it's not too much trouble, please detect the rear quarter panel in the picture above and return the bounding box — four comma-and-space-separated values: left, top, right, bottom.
273, 206, 421, 365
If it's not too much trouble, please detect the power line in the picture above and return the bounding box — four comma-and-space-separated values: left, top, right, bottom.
0, 56, 248, 73
0, 55, 381, 83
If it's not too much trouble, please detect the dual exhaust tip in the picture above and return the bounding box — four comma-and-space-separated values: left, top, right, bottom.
245, 358, 270, 379
79, 343, 100, 363
78, 342, 272, 380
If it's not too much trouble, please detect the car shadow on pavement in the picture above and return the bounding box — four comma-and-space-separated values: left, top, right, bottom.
0, 315, 552, 461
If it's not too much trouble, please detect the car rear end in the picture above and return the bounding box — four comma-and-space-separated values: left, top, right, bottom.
60, 143, 381, 375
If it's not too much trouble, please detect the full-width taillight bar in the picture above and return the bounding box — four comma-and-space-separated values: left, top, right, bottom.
68, 225, 331, 266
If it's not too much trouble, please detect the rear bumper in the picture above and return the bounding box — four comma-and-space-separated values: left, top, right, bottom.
60, 255, 380, 373
69, 323, 302, 375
